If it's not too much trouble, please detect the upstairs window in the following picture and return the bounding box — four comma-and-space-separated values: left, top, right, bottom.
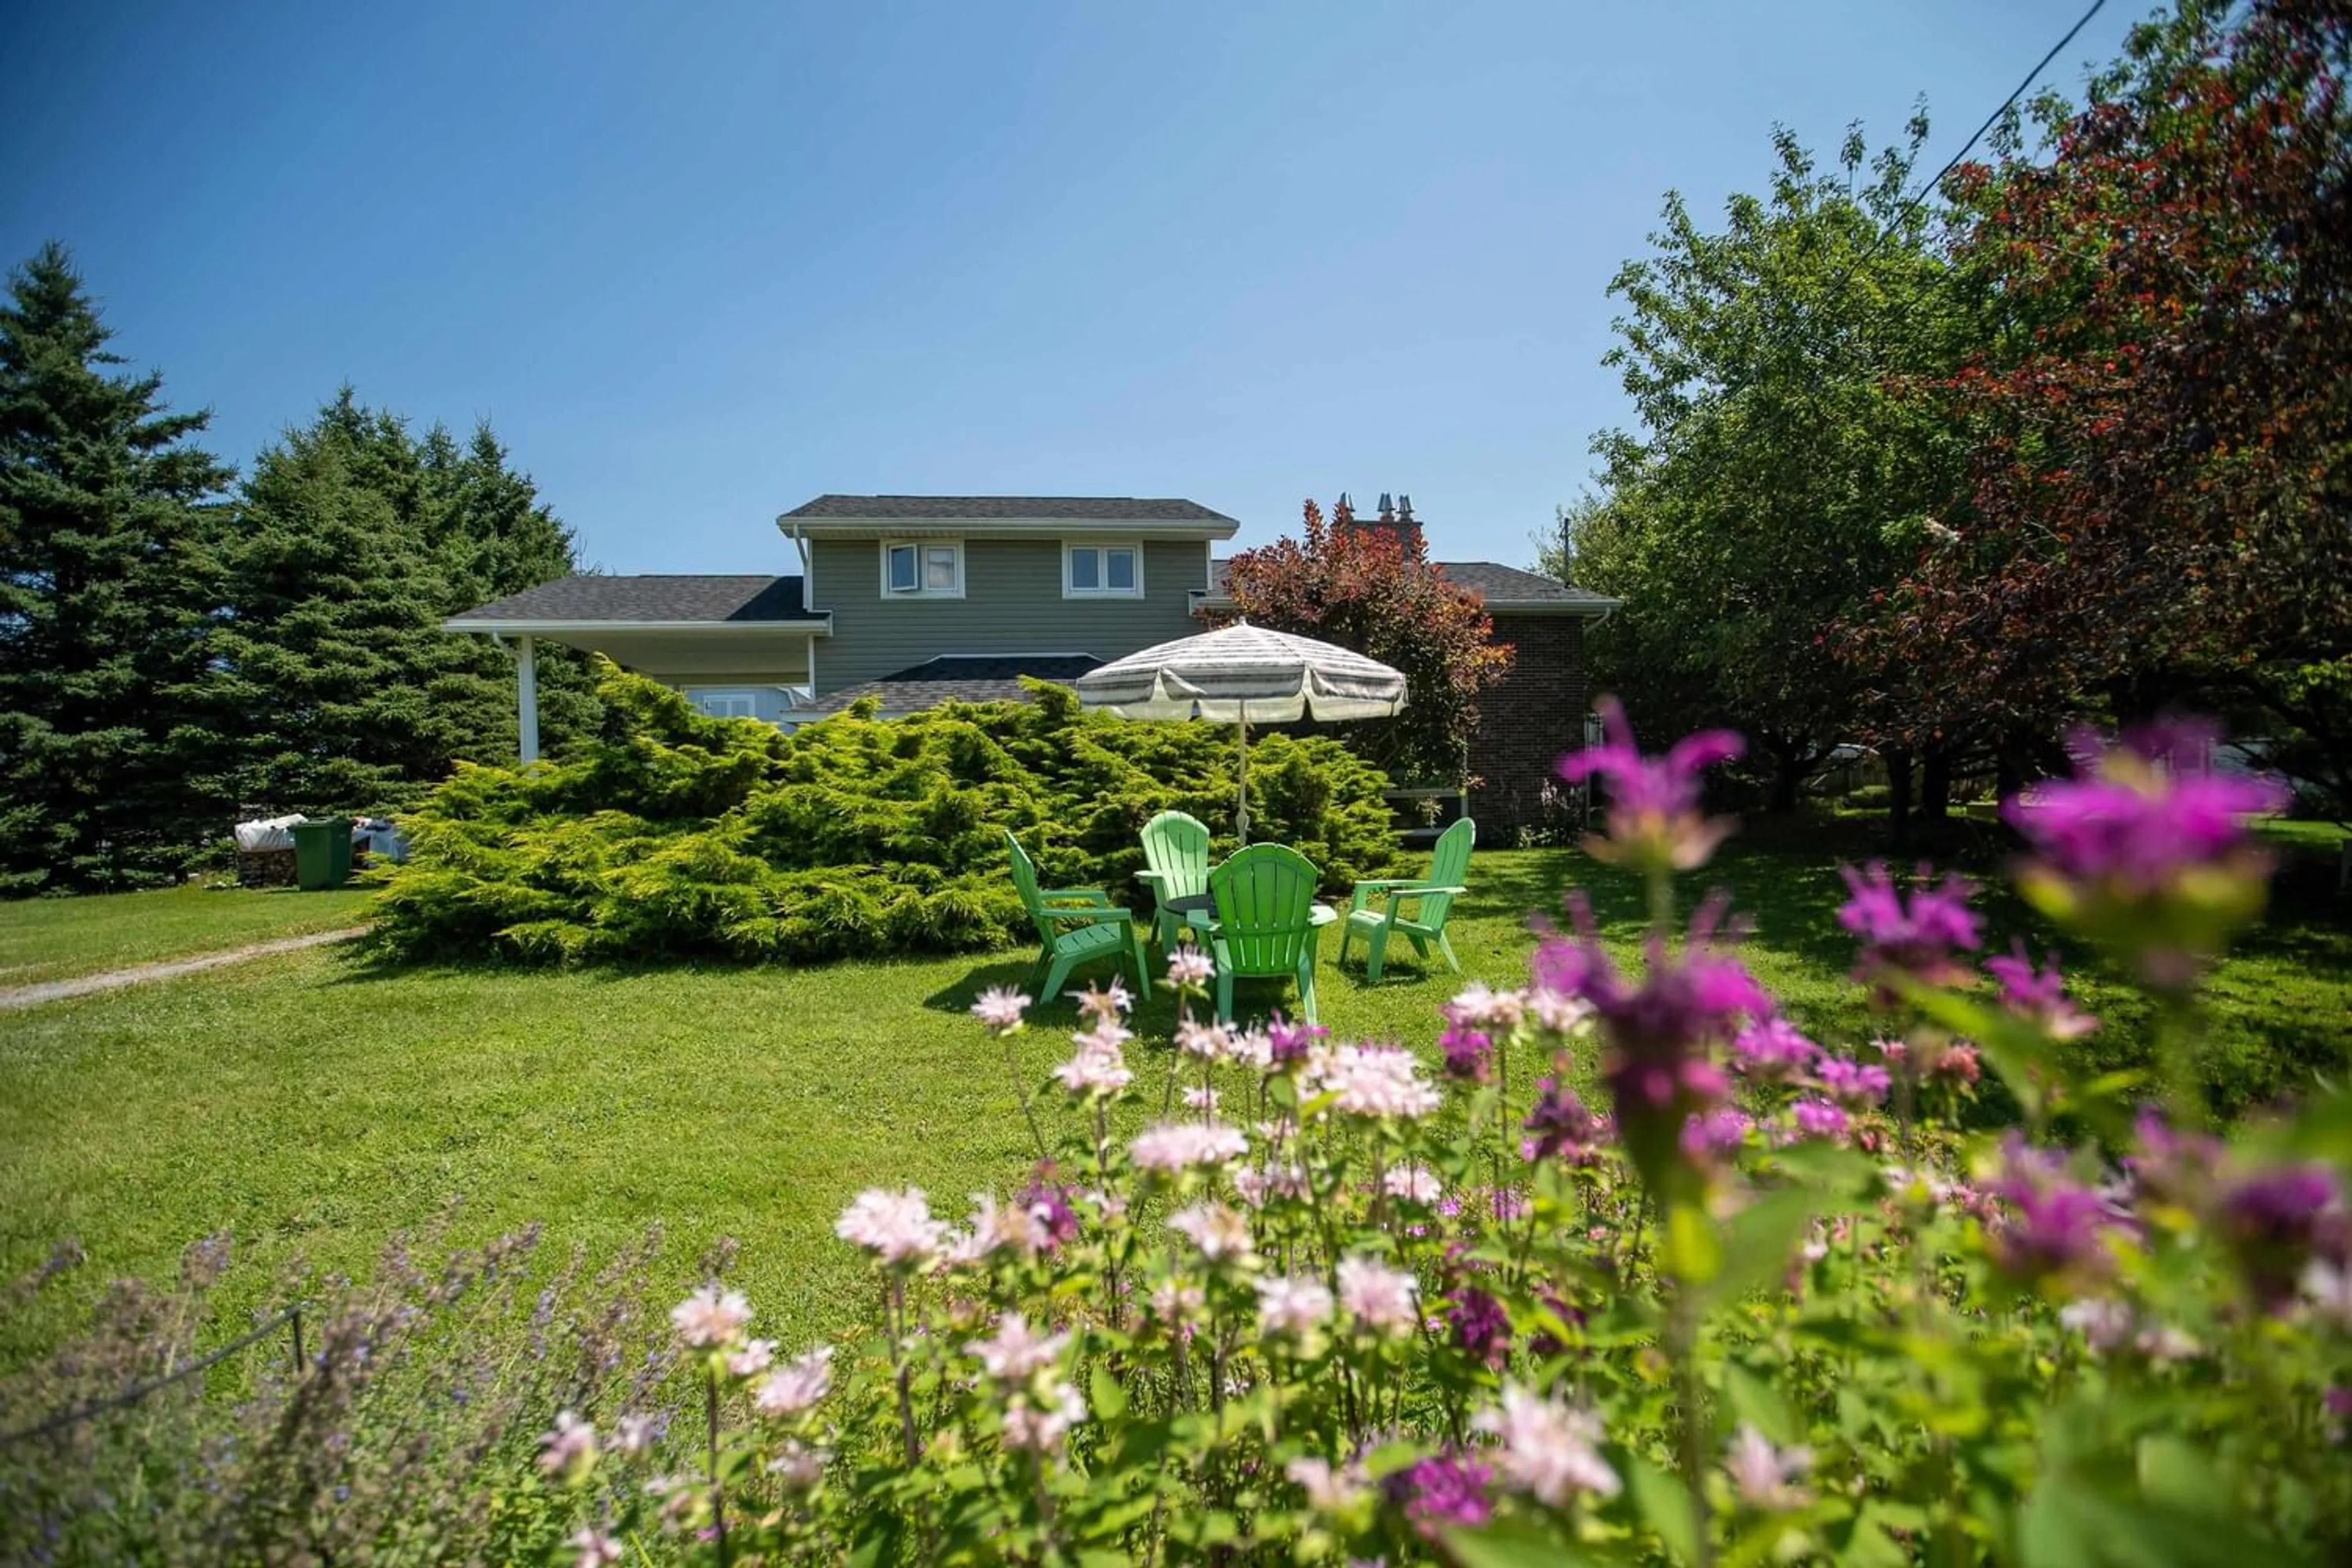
1064, 541, 1142, 598
882, 540, 963, 598
689, 690, 759, 719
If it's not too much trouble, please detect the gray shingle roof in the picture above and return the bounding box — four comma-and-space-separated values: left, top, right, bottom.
1201, 559, 1618, 611
783, 494, 1235, 524
448, 575, 816, 625
799, 654, 1100, 717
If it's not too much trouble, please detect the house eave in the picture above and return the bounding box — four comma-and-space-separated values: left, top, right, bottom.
782, 517, 1238, 543
443, 615, 834, 635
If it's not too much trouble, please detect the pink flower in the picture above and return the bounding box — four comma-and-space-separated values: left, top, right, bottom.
1054, 1033, 1134, 1096
1679, 1107, 1753, 1161
726, 1338, 775, 1378
1182, 1085, 1221, 1114
1838, 862, 1980, 989
1314, 1044, 1442, 1120
1254, 1274, 1335, 1338
612, 1412, 664, 1455
669, 1285, 753, 1348
1790, 1098, 1850, 1143
753, 1346, 834, 1415
966, 1311, 1070, 1381
1168, 1200, 1254, 1261
1150, 1279, 1206, 1325
1000, 1379, 1087, 1453
834, 1188, 948, 1265
1523, 1077, 1609, 1166
942, 1191, 1052, 1265
1730, 1017, 1820, 1081
1175, 1018, 1232, 1060
1446, 981, 1526, 1030
1722, 1423, 1811, 1510
1129, 1121, 1250, 1172
970, 986, 1031, 1032
1528, 986, 1594, 1035
1335, 1254, 1420, 1335
767, 1440, 826, 1488
570, 1528, 624, 1568
1557, 699, 1744, 872
1072, 979, 1133, 1021
538, 1409, 597, 1480
1815, 1056, 1891, 1109
1383, 1164, 1443, 1204
1166, 946, 1215, 988
1285, 1455, 1369, 1512
1984, 943, 2100, 1039
1472, 1383, 1620, 1504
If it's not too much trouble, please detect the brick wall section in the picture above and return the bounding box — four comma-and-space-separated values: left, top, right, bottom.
1467, 612, 1589, 832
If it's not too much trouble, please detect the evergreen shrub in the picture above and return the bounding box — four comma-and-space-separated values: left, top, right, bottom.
370, 662, 1398, 964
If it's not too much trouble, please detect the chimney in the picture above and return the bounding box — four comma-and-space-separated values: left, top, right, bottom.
1335, 489, 1425, 552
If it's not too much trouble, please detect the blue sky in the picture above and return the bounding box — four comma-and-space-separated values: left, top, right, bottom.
2, 1, 2139, 575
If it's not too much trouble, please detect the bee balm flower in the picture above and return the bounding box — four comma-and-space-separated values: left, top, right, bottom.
834, 1188, 948, 1266
668, 1285, 753, 1348
1472, 1382, 1621, 1505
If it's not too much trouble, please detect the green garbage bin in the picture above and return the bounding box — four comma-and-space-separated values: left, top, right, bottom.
290, 818, 353, 891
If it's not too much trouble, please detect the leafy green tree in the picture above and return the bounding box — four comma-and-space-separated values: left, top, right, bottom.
186, 392, 596, 817
1575, 121, 1974, 811
0, 243, 234, 891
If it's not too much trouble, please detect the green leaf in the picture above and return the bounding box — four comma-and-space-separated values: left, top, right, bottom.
1721, 1360, 1796, 1446
1088, 1362, 1128, 1420
1664, 1196, 1722, 1285
1626, 1452, 1699, 1564
1441, 1517, 1609, 1567
1700, 1185, 1820, 1306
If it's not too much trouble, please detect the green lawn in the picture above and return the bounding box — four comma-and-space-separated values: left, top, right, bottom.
0, 883, 374, 986
1, 839, 2345, 1372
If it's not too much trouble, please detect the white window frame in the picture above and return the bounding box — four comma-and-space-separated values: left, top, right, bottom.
879, 538, 965, 598
688, 688, 761, 719
1062, 538, 1145, 600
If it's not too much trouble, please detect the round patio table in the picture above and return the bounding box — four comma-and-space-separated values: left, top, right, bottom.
1164, 892, 1338, 927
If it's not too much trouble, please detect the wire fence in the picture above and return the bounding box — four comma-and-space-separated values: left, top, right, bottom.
0, 1303, 305, 1450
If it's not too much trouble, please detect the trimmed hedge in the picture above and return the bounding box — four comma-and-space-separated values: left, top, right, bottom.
369, 662, 1398, 965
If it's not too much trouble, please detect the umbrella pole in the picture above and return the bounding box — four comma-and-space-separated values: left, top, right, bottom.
1236, 701, 1250, 842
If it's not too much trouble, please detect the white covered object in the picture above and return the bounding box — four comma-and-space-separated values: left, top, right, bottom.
233, 814, 307, 853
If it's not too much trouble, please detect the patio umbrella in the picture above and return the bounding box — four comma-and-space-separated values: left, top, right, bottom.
1074, 620, 1408, 838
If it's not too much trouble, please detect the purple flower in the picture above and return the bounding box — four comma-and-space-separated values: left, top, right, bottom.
1384, 1453, 1494, 1538
2126, 1107, 2225, 1206
1679, 1107, 1754, 1163
1446, 1286, 1511, 1368
1536, 895, 1766, 1191
1266, 1014, 1329, 1068
1815, 1057, 1891, 1109
1838, 862, 1980, 991
1439, 1024, 1494, 1084
1017, 1165, 1082, 1250
2005, 720, 2288, 987
1987, 1137, 2124, 1289
1790, 1098, 1849, 1142
1730, 1018, 1820, 1082
2217, 1163, 2343, 1309
1522, 1077, 1608, 1166
1983, 943, 2100, 1039
1556, 698, 1744, 872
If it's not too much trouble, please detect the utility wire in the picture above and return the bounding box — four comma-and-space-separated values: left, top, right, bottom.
1823, 0, 2109, 304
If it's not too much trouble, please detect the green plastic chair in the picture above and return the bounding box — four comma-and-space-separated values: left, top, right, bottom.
1339, 817, 1476, 983
1005, 831, 1151, 1005
1200, 843, 1322, 1025
1134, 810, 1213, 957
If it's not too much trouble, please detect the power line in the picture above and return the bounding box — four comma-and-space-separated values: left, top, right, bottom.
1825, 0, 2109, 301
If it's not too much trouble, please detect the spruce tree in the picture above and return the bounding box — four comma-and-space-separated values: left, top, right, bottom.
0, 243, 233, 891
192, 393, 594, 815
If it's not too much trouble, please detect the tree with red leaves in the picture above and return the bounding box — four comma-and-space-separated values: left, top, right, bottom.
1863, 0, 2351, 812
1214, 497, 1511, 787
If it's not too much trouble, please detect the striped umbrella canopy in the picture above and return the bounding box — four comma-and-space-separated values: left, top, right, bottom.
1075, 621, 1407, 837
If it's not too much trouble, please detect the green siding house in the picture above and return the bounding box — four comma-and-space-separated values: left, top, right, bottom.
445, 491, 1617, 827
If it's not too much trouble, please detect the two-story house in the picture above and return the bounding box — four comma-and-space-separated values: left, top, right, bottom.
445, 493, 1616, 827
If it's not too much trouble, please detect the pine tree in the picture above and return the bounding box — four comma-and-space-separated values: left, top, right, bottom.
189, 393, 594, 816
0, 243, 234, 891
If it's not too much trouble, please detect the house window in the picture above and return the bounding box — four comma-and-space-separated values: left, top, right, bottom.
1064, 541, 1142, 598
882, 540, 963, 598
690, 690, 760, 719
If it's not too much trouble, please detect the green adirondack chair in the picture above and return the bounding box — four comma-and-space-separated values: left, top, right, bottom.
1005, 831, 1151, 1005
1134, 810, 1213, 957
1338, 816, 1476, 983
1199, 843, 1322, 1025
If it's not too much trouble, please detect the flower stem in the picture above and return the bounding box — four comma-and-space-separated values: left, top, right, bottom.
1003, 1033, 1049, 1164
706, 1363, 730, 1567
1667, 1292, 1714, 1568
